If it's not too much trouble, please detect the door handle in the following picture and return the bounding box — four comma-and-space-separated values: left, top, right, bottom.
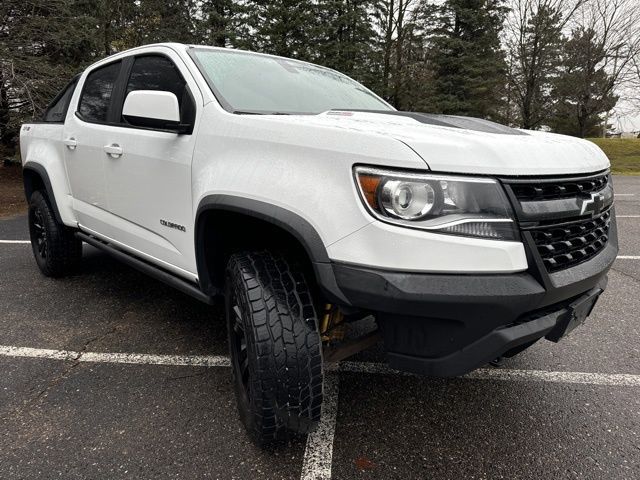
63, 138, 77, 150
103, 143, 123, 158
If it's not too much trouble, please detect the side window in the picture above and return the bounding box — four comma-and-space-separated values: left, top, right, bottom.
123, 55, 194, 126
78, 61, 122, 123
43, 77, 78, 123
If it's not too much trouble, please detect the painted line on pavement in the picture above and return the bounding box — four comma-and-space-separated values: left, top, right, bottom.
617, 256, 640, 259
300, 373, 339, 480
0, 240, 30, 244
0, 345, 230, 367
3, 345, 639, 388
332, 361, 640, 387
615, 194, 635, 196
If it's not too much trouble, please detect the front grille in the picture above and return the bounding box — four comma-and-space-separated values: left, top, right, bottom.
511, 173, 608, 201
528, 209, 612, 272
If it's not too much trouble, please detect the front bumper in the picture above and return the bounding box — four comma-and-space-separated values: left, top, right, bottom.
325, 219, 617, 377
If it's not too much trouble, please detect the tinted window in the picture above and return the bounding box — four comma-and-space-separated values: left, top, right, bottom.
43, 77, 78, 123
124, 55, 187, 114
78, 61, 121, 122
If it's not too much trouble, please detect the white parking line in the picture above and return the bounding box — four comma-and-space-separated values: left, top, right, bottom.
1, 345, 640, 387
0, 345, 230, 367
617, 256, 640, 259
300, 373, 339, 480
0, 240, 30, 244
615, 193, 635, 196
333, 361, 640, 387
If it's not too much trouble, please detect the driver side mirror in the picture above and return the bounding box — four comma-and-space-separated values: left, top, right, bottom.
122, 90, 192, 133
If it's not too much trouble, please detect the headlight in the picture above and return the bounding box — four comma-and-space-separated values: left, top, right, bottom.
354, 166, 518, 241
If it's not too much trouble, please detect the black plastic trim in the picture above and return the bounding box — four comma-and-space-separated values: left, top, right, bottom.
22, 163, 63, 224
76, 232, 214, 305
194, 194, 349, 303
500, 169, 610, 183
340, 110, 528, 135
387, 312, 558, 377
41, 75, 80, 123
331, 235, 615, 377
386, 285, 605, 377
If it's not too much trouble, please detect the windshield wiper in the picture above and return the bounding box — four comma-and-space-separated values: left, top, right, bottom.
232, 110, 291, 115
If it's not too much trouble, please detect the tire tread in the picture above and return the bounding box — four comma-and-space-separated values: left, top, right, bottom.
226, 251, 323, 444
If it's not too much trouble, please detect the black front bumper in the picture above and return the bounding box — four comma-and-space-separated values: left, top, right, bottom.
324, 218, 618, 377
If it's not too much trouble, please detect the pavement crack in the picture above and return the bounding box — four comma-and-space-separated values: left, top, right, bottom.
0, 356, 84, 424
0, 326, 120, 423
33, 358, 82, 402
77, 325, 121, 355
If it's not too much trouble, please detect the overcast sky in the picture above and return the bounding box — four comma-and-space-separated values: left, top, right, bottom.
617, 113, 640, 132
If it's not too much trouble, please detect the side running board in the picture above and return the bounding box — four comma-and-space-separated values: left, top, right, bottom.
75, 232, 215, 305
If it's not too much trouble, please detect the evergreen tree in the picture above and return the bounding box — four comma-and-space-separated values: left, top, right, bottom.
0, 0, 102, 151
549, 28, 618, 137
428, 0, 507, 119
315, 0, 381, 88
235, 0, 320, 60
132, 0, 198, 45
200, 0, 237, 47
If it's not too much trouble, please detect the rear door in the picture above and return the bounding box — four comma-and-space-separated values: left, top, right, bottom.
99, 50, 201, 279
63, 60, 123, 232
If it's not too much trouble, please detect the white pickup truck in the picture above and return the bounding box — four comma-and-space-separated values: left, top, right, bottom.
20, 43, 617, 445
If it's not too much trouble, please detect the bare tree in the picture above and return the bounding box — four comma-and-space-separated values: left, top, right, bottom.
572, 0, 640, 134
504, 0, 586, 129
375, 0, 425, 106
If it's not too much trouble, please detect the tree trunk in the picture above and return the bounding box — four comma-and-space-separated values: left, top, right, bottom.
382, 0, 394, 100
393, 0, 403, 108
0, 75, 12, 150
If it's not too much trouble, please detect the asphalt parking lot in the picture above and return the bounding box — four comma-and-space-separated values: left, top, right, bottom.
1, 176, 638, 480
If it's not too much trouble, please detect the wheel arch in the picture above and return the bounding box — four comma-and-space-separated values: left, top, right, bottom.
194, 194, 348, 304
22, 163, 63, 224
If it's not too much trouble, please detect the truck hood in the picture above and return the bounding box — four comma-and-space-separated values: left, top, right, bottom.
271, 111, 610, 176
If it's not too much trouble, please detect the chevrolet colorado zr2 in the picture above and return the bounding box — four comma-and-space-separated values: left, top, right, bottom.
20, 43, 617, 445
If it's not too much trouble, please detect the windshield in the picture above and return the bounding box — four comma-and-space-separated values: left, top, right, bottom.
191, 48, 392, 115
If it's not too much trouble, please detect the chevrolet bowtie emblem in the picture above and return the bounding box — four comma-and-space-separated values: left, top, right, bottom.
579, 191, 605, 217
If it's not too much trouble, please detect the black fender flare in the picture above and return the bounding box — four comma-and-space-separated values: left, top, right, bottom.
22, 163, 63, 224
194, 194, 349, 304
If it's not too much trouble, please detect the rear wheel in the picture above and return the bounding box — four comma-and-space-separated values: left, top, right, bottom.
28, 190, 82, 277
225, 251, 323, 445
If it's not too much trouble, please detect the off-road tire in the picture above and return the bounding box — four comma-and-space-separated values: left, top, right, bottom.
225, 251, 323, 445
28, 190, 82, 277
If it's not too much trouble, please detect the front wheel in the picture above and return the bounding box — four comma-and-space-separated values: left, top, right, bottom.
225, 251, 323, 445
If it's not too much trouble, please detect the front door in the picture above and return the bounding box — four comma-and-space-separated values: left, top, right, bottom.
99, 51, 200, 279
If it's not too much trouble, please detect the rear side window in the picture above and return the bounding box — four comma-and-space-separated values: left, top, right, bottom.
43, 77, 78, 123
78, 61, 122, 122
